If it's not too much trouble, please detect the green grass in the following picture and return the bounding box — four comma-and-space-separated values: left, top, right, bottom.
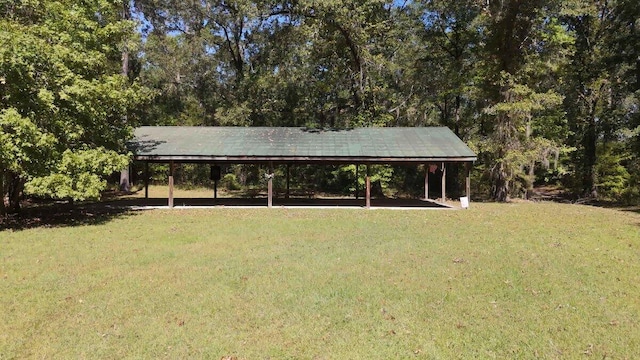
1, 202, 639, 359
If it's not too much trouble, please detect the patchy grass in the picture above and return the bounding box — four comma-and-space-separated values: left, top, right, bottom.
1, 202, 639, 358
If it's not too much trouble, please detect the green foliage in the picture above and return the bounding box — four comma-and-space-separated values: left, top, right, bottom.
221, 173, 241, 191
25, 148, 129, 201
331, 164, 393, 195
594, 144, 630, 200
4, 0, 639, 204
0, 108, 56, 176
0, 0, 152, 211
134, 0, 640, 202
622, 158, 640, 205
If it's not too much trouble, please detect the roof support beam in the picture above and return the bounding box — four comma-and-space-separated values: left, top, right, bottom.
144, 162, 149, 199
441, 162, 446, 202
286, 164, 290, 199
466, 162, 472, 205
168, 160, 175, 208
134, 156, 477, 164
355, 164, 359, 200
424, 164, 429, 200
267, 162, 274, 208
366, 165, 371, 209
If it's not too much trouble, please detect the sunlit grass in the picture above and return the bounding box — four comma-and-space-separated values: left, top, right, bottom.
1, 202, 639, 358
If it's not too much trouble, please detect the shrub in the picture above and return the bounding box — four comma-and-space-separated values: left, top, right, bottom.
221, 173, 241, 191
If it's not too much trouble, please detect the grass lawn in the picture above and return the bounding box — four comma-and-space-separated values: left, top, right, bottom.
1, 201, 639, 358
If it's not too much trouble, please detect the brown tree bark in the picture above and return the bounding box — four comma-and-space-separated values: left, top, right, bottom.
584, 114, 598, 198
119, 0, 131, 192
6, 172, 23, 214
0, 170, 5, 216
491, 160, 509, 202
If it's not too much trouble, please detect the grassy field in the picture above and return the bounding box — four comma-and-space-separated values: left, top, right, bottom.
1, 201, 639, 359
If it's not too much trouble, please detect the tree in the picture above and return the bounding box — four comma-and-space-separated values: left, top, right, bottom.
0, 0, 151, 214
472, 0, 573, 201
110, 0, 639, 202
0, 109, 55, 213
404, 1, 480, 130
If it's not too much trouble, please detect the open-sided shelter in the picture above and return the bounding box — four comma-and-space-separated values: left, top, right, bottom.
128, 126, 477, 208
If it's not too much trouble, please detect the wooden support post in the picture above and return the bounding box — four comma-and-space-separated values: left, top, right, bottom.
267, 163, 273, 208
144, 162, 149, 199
365, 164, 371, 209
466, 162, 472, 202
441, 162, 446, 202
168, 160, 175, 208
424, 164, 429, 200
211, 164, 220, 200
355, 164, 359, 199
286, 164, 290, 199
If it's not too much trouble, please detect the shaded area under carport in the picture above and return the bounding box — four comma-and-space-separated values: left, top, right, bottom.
100, 197, 454, 209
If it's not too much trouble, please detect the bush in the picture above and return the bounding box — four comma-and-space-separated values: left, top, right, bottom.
221, 173, 241, 191
595, 145, 630, 200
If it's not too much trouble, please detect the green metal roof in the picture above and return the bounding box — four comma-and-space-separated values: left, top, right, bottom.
129, 126, 476, 163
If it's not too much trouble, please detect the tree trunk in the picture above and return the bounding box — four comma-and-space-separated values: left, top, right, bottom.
584, 114, 598, 198
450, 95, 462, 196
332, 20, 365, 113
490, 91, 513, 202
491, 160, 509, 202
525, 162, 535, 199
524, 117, 534, 199
119, 0, 131, 192
454, 95, 461, 137
0, 170, 5, 216
636, 57, 640, 93
6, 173, 23, 213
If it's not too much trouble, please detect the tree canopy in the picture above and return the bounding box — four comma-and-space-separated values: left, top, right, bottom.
1, 0, 151, 213
2, 0, 639, 212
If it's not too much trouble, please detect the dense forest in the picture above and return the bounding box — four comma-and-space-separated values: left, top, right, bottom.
1, 0, 639, 213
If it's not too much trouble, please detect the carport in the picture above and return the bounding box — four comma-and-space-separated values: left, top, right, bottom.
128, 126, 477, 208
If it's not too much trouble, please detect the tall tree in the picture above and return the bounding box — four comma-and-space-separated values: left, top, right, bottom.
475, 0, 571, 201
0, 0, 151, 214
119, 0, 639, 202
120, 0, 133, 191
562, 0, 639, 199
406, 0, 480, 131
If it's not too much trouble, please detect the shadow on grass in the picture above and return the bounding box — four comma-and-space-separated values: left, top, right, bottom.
576, 199, 640, 214
517, 189, 640, 226
619, 207, 640, 214
0, 202, 139, 231
616, 206, 640, 228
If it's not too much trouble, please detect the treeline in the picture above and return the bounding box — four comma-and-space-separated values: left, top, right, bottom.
1, 0, 639, 213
